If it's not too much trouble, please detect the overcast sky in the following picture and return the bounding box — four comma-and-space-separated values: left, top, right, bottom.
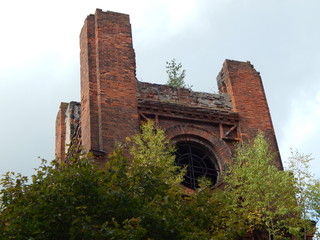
0, 0, 319, 178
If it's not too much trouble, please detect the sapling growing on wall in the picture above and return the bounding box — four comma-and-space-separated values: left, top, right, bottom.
166, 59, 191, 89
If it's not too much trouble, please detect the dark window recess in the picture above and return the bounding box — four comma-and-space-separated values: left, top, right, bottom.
175, 143, 219, 189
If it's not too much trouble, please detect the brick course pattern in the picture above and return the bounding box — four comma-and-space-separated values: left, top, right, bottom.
55, 9, 283, 171
217, 60, 282, 169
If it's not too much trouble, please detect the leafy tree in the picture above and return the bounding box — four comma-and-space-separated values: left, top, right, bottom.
0, 123, 318, 240
287, 150, 320, 239
166, 59, 190, 89
0, 121, 225, 239
310, 180, 320, 221
310, 180, 320, 239
223, 133, 304, 240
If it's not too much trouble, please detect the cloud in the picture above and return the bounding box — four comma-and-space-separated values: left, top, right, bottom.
280, 90, 320, 176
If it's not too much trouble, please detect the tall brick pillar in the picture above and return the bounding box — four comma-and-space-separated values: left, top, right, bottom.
55, 102, 68, 160
80, 9, 139, 164
217, 60, 283, 169
80, 13, 100, 156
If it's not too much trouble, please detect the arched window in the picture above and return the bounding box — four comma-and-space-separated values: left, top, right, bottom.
175, 142, 219, 189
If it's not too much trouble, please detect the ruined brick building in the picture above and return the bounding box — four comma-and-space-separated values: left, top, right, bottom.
55, 9, 283, 190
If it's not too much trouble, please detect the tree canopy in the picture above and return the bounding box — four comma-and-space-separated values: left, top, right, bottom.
0, 122, 219, 239
223, 133, 306, 239
287, 150, 320, 239
0, 123, 319, 239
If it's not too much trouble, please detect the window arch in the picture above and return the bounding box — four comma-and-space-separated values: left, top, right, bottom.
175, 142, 219, 189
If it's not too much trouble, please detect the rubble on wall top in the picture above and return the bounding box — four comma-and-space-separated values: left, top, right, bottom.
136, 81, 233, 111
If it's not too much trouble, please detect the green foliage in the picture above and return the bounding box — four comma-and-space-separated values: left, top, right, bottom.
128, 121, 184, 189
310, 180, 320, 220
0, 121, 223, 239
166, 59, 190, 89
0, 124, 318, 239
287, 150, 320, 239
223, 133, 304, 239
287, 150, 317, 219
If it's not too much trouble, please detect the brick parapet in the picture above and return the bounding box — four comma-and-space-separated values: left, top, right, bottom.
137, 81, 232, 111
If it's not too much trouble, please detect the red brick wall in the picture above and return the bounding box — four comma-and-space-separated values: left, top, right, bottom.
80, 9, 139, 164
80, 14, 100, 154
55, 102, 68, 161
217, 60, 283, 169
60, 10, 282, 171
164, 123, 233, 173
137, 81, 233, 111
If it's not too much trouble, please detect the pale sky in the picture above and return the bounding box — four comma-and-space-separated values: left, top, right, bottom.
0, 0, 319, 178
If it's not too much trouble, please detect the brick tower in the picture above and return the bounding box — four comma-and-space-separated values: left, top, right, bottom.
78, 9, 139, 167
55, 9, 283, 188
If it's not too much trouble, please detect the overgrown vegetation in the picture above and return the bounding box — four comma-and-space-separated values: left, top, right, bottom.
224, 133, 309, 239
287, 150, 320, 239
166, 59, 191, 89
0, 122, 319, 239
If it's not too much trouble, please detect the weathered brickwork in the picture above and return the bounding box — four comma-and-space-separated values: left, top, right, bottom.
78, 9, 139, 166
217, 60, 282, 169
55, 102, 81, 160
80, 13, 100, 154
55, 102, 68, 161
55, 9, 282, 172
137, 81, 232, 110
64, 102, 81, 147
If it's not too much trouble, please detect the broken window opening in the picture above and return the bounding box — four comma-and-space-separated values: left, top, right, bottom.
175, 142, 219, 189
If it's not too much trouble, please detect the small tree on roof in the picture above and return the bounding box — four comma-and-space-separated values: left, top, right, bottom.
166, 59, 189, 89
